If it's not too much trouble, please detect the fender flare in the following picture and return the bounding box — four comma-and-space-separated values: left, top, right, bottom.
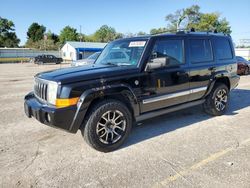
69, 84, 139, 133
204, 70, 230, 97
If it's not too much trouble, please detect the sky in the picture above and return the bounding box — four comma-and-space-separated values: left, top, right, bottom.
1, 0, 250, 45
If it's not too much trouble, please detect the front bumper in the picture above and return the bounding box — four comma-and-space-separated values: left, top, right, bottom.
24, 92, 80, 133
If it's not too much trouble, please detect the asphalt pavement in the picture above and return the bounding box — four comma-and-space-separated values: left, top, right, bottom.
0, 63, 250, 188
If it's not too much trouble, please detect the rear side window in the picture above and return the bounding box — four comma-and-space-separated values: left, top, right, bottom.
214, 37, 233, 60
189, 39, 213, 63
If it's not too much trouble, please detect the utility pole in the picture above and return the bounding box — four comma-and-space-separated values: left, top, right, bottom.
44, 34, 47, 51
79, 25, 82, 42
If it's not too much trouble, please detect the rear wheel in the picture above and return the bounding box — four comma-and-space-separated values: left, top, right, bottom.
203, 83, 229, 116
81, 99, 132, 152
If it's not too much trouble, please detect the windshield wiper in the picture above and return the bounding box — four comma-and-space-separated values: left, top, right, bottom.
102, 62, 132, 66
117, 63, 131, 66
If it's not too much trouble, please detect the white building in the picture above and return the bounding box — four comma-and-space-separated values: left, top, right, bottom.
235, 48, 250, 60
61, 41, 107, 61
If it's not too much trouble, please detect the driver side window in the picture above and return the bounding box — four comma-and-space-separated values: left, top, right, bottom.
151, 39, 184, 66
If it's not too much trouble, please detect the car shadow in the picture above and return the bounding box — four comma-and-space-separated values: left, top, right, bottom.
121, 88, 250, 149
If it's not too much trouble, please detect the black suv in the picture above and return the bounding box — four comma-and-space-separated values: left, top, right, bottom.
24, 32, 239, 152
31, 55, 63, 64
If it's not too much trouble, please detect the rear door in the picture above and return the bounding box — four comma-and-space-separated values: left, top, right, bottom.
140, 36, 190, 113
188, 36, 215, 101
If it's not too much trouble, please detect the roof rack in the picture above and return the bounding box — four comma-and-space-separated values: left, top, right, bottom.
152, 28, 230, 37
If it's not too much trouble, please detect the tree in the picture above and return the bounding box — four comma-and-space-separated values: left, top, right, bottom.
78, 33, 85, 42
27, 22, 46, 42
188, 13, 231, 34
163, 5, 231, 34
26, 29, 61, 50
213, 17, 231, 34
83, 34, 96, 42
94, 25, 117, 42
115, 32, 124, 39
150, 27, 168, 35
59, 26, 79, 44
165, 5, 201, 31
46, 30, 59, 43
123, 32, 135, 38
137, 31, 147, 36
0, 17, 20, 47
42, 31, 60, 50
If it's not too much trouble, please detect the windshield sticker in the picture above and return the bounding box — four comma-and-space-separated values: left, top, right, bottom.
129, 41, 146, 47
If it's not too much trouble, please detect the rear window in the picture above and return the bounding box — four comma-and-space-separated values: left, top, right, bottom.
214, 37, 233, 60
189, 39, 213, 63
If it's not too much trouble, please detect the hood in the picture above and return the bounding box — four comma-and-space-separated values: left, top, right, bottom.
72, 58, 95, 66
36, 64, 139, 84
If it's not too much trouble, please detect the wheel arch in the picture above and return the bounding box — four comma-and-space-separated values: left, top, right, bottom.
69, 84, 139, 132
214, 76, 230, 90
205, 72, 231, 98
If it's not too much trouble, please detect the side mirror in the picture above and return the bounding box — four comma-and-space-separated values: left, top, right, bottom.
146, 57, 169, 70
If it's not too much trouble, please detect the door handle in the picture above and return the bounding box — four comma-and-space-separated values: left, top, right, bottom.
208, 66, 216, 71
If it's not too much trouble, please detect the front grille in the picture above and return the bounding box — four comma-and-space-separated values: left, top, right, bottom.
34, 79, 48, 101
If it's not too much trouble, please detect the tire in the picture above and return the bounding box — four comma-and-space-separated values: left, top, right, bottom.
203, 83, 229, 116
81, 99, 132, 152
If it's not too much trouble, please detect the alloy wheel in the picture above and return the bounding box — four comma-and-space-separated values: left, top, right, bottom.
96, 110, 126, 144
215, 89, 228, 111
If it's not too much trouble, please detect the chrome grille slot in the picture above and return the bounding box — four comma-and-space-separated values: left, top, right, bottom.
34, 78, 48, 102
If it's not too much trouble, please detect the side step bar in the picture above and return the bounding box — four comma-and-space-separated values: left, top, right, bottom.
136, 99, 205, 122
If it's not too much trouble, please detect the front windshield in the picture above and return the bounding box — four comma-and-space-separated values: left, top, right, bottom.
95, 39, 147, 66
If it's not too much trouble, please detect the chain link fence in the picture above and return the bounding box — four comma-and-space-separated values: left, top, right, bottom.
0, 48, 61, 63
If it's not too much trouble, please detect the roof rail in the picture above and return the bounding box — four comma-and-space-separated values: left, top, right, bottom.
151, 28, 230, 37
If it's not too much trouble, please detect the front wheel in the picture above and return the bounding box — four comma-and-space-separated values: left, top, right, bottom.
81, 100, 132, 152
203, 83, 229, 116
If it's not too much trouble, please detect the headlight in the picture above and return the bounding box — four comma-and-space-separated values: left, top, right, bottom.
47, 81, 58, 105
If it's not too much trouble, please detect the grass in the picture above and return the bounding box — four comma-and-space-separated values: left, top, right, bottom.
0, 57, 30, 62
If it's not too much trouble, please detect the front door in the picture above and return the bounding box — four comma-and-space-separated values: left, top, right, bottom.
140, 37, 190, 113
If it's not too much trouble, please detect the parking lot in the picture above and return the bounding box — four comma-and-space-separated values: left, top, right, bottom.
0, 63, 250, 188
